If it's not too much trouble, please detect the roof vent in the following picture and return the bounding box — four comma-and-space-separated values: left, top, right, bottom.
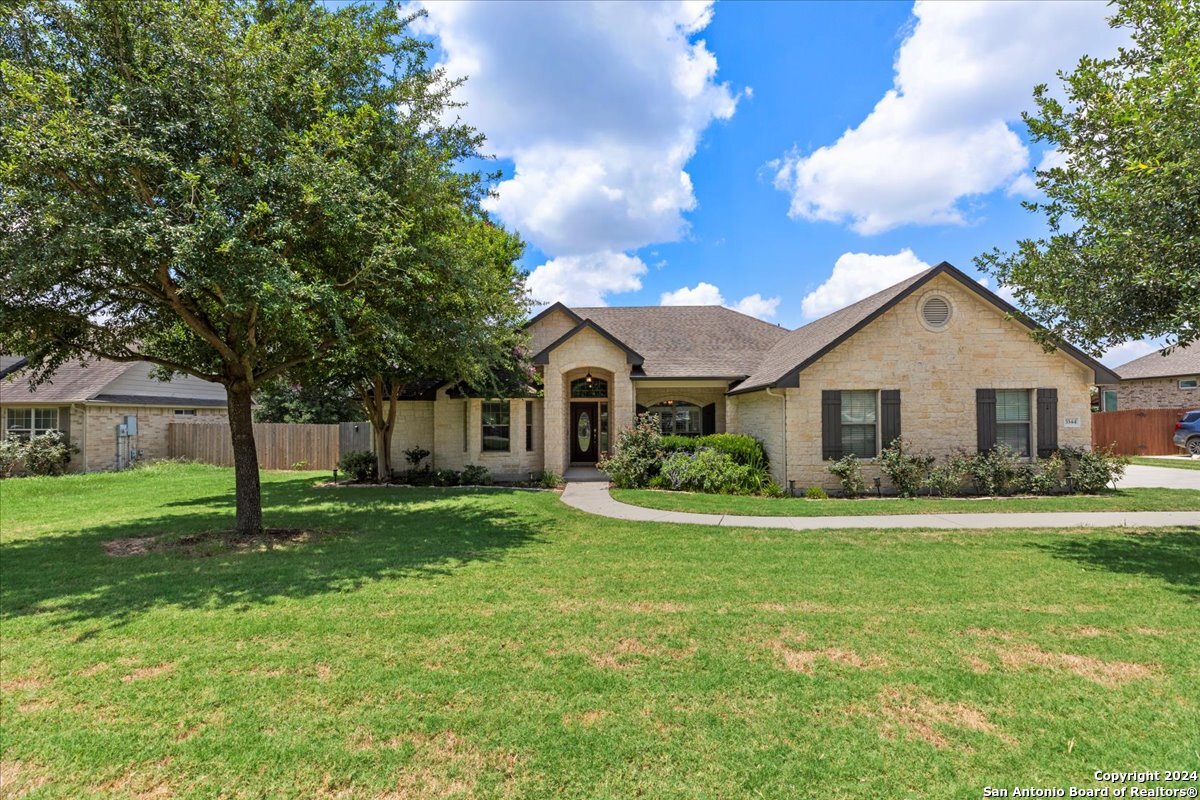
921, 296, 951, 328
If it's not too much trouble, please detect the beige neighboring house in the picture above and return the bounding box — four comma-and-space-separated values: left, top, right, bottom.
1099, 342, 1200, 411
386, 262, 1120, 491
0, 356, 227, 471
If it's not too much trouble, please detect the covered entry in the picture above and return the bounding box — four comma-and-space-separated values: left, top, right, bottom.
568, 372, 609, 464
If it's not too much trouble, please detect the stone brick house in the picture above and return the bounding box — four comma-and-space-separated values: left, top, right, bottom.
1099, 343, 1199, 411
0, 356, 227, 471
385, 262, 1119, 491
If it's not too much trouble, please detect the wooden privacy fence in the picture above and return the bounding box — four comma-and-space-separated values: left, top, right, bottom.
168, 422, 346, 470
1091, 408, 1187, 456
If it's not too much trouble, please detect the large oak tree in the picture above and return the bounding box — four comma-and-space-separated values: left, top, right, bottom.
0, 0, 527, 533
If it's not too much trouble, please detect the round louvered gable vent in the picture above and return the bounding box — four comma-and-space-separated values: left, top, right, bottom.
921, 296, 951, 328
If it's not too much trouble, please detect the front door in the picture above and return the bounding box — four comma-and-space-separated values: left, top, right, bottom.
570, 402, 599, 463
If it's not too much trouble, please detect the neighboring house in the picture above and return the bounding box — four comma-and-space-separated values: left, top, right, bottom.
0, 357, 227, 471
1098, 342, 1199, 411
385, 262, 1119, 491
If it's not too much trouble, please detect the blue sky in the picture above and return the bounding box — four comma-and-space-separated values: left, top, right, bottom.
411, 1, 1153, 366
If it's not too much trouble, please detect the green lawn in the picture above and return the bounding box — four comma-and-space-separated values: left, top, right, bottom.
1131, 456, 1200, 471
2, 463, 1198, 799
612, 487, 1200, 517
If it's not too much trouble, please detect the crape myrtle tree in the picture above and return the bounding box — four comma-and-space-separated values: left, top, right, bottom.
977, 0, 1199, 352
0, 0, 528, 534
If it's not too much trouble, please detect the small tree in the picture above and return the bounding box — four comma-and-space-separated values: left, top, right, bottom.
0, 1, 526, 533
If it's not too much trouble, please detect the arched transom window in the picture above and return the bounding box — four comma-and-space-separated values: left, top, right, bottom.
570, 376, 608, 398
648, 400, 701, 437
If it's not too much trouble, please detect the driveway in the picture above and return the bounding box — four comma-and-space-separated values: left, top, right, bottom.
1116, 464, 1200, 490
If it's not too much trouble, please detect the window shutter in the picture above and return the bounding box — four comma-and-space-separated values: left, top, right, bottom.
1036, 388, 1058, 458
701, 403, 716, 435
976, 388, 996, 453
821, 390, 842, 460
635, 404, 647, 416
880, 390, 901, 449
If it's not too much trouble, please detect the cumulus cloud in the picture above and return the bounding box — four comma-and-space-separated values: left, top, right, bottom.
1006, 148, 1070, 198
801, 250, 932, 319
416, 1, 739, 303
771, 1, 1123, 234
1100, 339, 1164, 369
659, 282, 780, 320
526, 252, 647, 307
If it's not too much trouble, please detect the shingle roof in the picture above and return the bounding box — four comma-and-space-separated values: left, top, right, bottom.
565, 305, 789, 379
734, 268, 937, 393
0, 357, 136, 403
1115, 342, 1200, 380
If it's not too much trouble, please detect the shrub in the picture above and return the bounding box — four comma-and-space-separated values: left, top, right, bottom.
339, 450, 376, 482
599, 414, 663, 489
923, 451, 972, 497
759, 481, 787, 498
404, 468, 434, 486
659, 447, 758, 494
828, 454, 867, 498
0, 437, 25, 478
14, 431, 76, 477
877, 438, 934, 498
804, 485, 829, 500
538, 470, 563, 489
659, 435, 699, 456
461, 464, 491, 485
969, 445, 1021, 496
290, 460, 309, 471
403, 447, 431, 468
432, 469, 460, 487
1015, 452, 1066, 495
695, 433, 769, 471
1059, 445, 1128, 493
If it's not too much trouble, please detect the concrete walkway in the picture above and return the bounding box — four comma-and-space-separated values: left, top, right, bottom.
560, 480, 1200, 530
1117, 464, 1200, 490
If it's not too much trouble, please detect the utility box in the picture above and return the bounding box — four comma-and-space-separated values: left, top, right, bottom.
123, 415, 138, 435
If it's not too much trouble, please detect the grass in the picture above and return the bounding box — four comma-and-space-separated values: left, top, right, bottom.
611, 487, 1200, 517
1, 462, 1197, 799
1131, 456, 1200, 471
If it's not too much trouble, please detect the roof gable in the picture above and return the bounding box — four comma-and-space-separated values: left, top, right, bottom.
531, 319, 645, 366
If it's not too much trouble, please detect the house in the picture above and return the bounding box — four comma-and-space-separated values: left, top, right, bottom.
386, 262, 1119, 491
0, 356, 227, 471
1098, 342, 1199, 411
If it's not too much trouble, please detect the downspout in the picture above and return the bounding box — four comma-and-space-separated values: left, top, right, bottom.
765, 387, 787, 489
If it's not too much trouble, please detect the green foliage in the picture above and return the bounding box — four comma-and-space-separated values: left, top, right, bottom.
923, 451, 973, 498
403, 448, 431, 468
976, 0, 1200, 351
432, 469, 460, 487
254, 379, 358, 424
827, 454, 867, 498
969, 446, 1022, 497
1016, 452, 1067, 495
338, 450, 376, 483
460, 464, 491, 486
538, 471, 564, 489
658, 436, 699, 456
659, 433, 769, 471
877, 438, 935, 498
658, 448, 760, 495
599, 414, 663, 489
1059, 445, 1130, 494
0, 431, 76, 477
803, 485, 829, 500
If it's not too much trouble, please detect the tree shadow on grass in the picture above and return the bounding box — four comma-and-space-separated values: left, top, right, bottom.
1031, 527, 1200, 601
0, 477, 551, 631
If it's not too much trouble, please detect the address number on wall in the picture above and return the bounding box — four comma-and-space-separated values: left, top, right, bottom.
1063, 417, 1082, 428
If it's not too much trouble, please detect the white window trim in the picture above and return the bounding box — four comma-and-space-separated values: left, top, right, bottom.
1179, 377, 1198, 390
4, 407, 59, 440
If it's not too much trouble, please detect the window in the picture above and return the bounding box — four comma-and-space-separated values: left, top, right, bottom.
599, 402, 609, 454
1102, 390, 1118, 412
174, 409, 197, 416
647, 401, 701, 437
481, 401, 510, 452
5, 408, 58, 440
570, 376, 608, 398
840, 391, 877, 458
525, 401, 534, 452
996, 389, 1031, 457
1180, 378, 1198, 390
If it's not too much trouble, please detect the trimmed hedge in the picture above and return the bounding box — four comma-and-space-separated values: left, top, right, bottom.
660, 433, 768, 470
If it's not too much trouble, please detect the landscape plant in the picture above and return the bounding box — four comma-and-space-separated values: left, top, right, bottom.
0, 431, 76, 478
969, 445, 1022, 496
658, 448, 758, 495
827, 454, 867, 498
338, 450, 376, 483
599, 414, 663, 489
923, 451, 973, 497
460, 464, 491, 486
876, 438, 935, 498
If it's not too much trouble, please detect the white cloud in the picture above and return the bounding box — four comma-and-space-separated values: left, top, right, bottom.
772, 1, 1123, 234
1100, 339, 1163, 369
1006, 148, 1070, 198
659, 282, 780, 320
526, 252, 647, 307
416, 1, 739, 303
801, 250, 932, 319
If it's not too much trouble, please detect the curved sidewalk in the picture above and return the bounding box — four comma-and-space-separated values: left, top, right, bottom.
560, 481, 1200, 530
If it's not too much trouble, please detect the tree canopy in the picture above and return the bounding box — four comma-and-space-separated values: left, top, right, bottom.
976, 0, 1199, 352
0, 0, 528, 532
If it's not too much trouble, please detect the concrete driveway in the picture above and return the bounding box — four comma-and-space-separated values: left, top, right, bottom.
1117, 464, 1200, 490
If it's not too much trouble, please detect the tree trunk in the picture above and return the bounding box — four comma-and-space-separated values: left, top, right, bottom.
226, 383, 263, 536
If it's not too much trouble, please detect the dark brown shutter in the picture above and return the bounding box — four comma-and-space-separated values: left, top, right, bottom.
635, 404, 647, 416
880, 390, 901, 449
701, 403, 716, 435
976, 388, 996, 453
1036, 388, 1058, 457
822, 390, 842, 460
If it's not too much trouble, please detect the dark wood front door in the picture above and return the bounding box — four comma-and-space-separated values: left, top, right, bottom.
570, 402, 599, 463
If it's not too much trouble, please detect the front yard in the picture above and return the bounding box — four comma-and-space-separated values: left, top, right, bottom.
2, 463, 1197, 798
